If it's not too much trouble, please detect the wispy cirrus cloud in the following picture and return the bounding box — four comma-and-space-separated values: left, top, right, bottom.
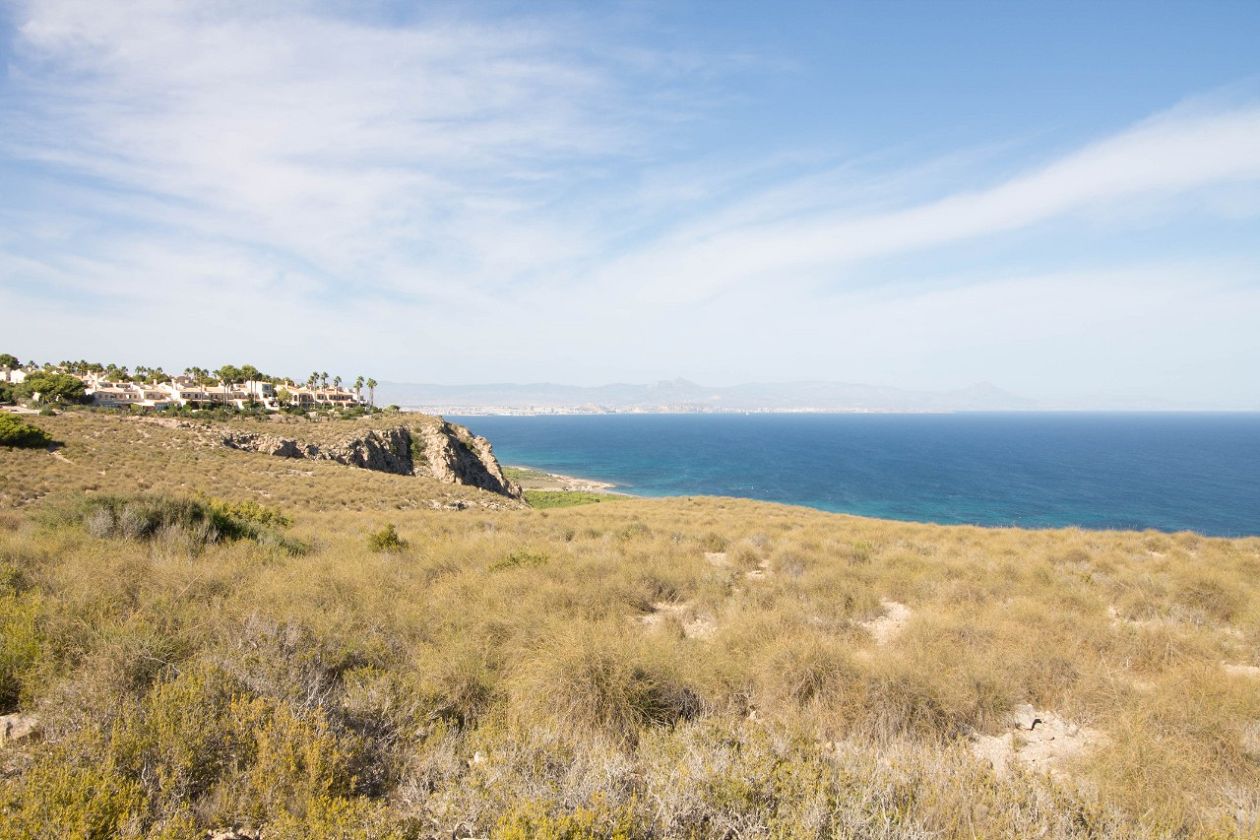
2, 0, 680, 303
598, 104, 1260, 304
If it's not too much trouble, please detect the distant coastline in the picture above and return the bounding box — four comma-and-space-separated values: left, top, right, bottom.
421, 406, 1260, 417
381, 378, 1255, 414
379, 378, 1044, 415
414, 406, 951, 417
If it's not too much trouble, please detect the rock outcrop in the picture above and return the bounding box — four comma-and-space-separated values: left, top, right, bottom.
221, 421, 520, 498
412, 421, 518, 496
0, 713, 40, 746
205, 829, 260, 840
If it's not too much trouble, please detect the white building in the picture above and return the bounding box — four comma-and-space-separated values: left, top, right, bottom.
78, 372, 359, 412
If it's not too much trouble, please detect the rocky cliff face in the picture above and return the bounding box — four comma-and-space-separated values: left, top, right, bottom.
221, 421, 520, 498
412, 421, 518, 497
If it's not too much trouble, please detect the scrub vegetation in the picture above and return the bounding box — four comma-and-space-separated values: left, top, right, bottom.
522, 490, 610, 509
0, 414, 53, 449
1, 413, 1259, 838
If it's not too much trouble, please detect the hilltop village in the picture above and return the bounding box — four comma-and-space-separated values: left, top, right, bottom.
0, 354, 377, 413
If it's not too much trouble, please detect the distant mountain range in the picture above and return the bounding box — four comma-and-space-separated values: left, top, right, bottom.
376, 378, 1040, 414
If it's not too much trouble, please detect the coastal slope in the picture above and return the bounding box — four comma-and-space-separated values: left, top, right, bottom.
0, 411, 1258, 839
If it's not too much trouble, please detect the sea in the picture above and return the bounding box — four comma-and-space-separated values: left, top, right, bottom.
448, 413, 1260, 537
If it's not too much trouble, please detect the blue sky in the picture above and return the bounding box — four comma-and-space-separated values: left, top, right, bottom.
1, 0, 1259, 407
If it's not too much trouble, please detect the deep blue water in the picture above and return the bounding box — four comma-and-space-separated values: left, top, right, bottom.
450, 413, 1260, 536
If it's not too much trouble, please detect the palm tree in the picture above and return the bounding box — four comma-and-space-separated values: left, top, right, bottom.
333, 375, 342, 391
354, 376, 364, 403
366, 378, 377, 408
320, 371, 329, 390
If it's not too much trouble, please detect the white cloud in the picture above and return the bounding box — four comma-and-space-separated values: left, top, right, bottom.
600, 105, 1260, 303
3, 0, 655, 302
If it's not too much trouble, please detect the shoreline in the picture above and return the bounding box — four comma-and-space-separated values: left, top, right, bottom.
505, 464, 630, 496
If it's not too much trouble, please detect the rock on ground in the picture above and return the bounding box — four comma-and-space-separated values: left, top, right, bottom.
0, 714, 39, 746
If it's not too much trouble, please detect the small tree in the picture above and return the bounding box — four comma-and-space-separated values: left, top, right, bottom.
16, 372, 87, 405
0, 413, 53, 447
0, 353, 20, 370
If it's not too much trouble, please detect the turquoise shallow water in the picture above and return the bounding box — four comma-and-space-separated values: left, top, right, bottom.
450, 413, 1260, 536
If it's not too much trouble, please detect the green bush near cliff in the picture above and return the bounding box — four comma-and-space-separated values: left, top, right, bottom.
0, 413, 53, 448
524, 489, 608, 508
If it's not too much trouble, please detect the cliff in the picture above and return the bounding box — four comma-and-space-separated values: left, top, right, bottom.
221, 418, 520, 498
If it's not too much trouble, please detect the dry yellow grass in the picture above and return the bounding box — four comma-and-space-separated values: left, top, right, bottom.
0, 412, 522, 513
2, 412, 1259, 838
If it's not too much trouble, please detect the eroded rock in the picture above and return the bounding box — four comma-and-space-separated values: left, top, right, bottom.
0, 714, 40, 746
221, 421, 520, 498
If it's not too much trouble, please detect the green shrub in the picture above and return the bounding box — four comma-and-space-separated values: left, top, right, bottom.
496, 798, 636, 840
72, 495, 233, 543
489, 551, 547, 572
1, 665, 377, 837
0, 591, 42, 712
409, 435, 428, 467
0, 756, 145, 840
0, 413, 53, 448
367, 523, 407, 553
524, 490, 607, 509
206, 497, 293, 529
50, 494, 304, 553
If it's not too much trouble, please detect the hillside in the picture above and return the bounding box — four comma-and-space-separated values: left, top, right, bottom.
0, 412, 522, 513
1, 412, 1259, 838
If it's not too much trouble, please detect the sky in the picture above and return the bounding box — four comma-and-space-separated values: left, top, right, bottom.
1, 0, 1259, 408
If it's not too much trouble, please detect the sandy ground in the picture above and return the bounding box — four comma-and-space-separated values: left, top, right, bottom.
860, 600, 912, 646
1223, 663, 1260, 678
970, 704, 1107, 780
638, 601, 716, 640
508, 464, 620, 494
